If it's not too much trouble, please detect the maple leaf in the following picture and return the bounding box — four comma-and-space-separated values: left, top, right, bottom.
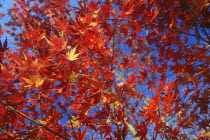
127, 73, 136, 85
54, 17, 68, 31
44, 36, 67, 52
38, 116, 52, 125
139, 70, 147, 81
24, 25, 44, 41
0, 37, 8, 53
125, 5, 135, 15
134, 122, 147, 139
147, 80, 155, 90
89, 21, 98, 27
165, 80, 174, 94
38, 120, 47, 125
66, 46, 80, 61
2, 0, 210, 139
22, 73, 44, 88
77, 128, 87, 140
66, 116, 80, 128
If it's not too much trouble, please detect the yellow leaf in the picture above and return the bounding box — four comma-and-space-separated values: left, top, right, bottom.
178, 110, 183, 117
66, 116, 80, 128
38, 120, 47, 125
111, 101, 120, 108
106, 116, 111, 123
89, 21, 98, 26
69, 71, 79, 82
38, 116, 52, 125
92, 9, 99, 18
66, 46, 80, 61
23, 73, 44, 88
102, 96, 108, 103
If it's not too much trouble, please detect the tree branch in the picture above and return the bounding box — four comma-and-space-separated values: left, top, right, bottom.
142, 22, 210, 45
104, 18, 210, 45
0, 100, 70, 140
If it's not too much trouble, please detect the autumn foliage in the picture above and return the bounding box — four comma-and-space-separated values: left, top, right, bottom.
0, 0, 209, 139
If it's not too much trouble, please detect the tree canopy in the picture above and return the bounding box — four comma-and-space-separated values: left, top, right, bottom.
0, 0, 209, 139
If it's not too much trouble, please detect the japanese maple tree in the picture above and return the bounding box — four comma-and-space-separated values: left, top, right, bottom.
0, 0, 209, 139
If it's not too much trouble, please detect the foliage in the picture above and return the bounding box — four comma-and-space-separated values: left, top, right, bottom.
0, 0, 209, 139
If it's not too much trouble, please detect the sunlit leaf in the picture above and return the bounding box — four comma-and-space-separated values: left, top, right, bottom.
23, 73, 44, 88
66, 116, 80, 128
66, 46, 80, 61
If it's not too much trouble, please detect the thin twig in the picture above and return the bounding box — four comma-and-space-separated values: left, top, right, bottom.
0, 100, 70, 140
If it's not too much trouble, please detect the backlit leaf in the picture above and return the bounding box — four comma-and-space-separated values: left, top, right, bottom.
66, 116, 80, 128
23, 73, 44, 88
66, 46, 80, 61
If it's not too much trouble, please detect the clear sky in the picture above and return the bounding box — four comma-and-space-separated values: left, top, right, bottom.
0, 0, 13, 40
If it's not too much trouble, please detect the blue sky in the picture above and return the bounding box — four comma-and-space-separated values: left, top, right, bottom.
0, 0, 12, 40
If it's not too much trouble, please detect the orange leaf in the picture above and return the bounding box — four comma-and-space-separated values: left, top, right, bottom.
23, 73, 44, 88
44, 36, 67, 52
